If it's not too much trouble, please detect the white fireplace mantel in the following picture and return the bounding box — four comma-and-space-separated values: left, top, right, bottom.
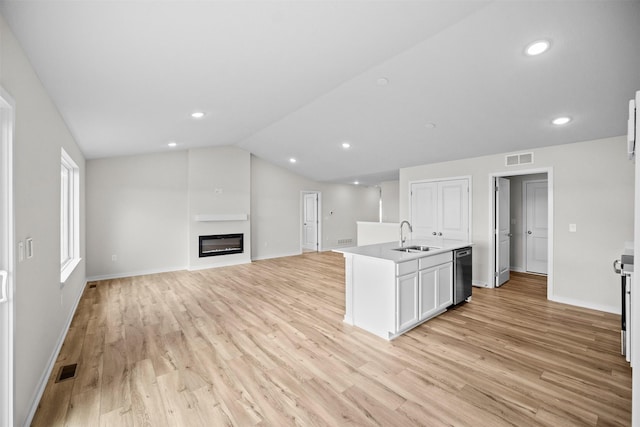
194, 213, 248, 222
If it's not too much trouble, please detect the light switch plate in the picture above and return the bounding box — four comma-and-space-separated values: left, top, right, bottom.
569, 223, 577, 232
18, 241, 24, 262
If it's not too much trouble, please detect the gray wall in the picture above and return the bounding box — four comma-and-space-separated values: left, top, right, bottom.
1, 15, 87, 426
87, 151, 188, 278
86, 152, 380, 277
380, 180, 400, 223
401, 136, 633, 313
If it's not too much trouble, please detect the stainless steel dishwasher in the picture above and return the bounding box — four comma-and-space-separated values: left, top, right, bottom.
453, 247, 472, 305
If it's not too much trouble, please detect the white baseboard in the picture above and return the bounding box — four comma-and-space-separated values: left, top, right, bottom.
549, 294, 619, 315
188, 260, 251, 271
87, 266, 187, 282
24, 279, 88, 427
473, 280, 489, 288
510, 266, 525, 273
252, 251, 302, 261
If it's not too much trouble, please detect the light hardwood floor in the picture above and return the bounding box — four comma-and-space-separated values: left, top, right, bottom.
32, 252, 630, 426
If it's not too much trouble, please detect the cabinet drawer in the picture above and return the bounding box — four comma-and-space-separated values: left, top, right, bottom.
419, 251, 453, 270
397, 260, 418, 276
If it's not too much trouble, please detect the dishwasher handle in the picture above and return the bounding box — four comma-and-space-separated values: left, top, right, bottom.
456, 249, 471, 258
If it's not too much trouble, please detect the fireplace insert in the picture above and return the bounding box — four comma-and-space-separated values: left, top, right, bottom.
199, 233, 244, 257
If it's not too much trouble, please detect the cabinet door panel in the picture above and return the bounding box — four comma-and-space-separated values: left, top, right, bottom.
419, 268, 438, 320
437, 262, 453, 308
397, 274, 419, 331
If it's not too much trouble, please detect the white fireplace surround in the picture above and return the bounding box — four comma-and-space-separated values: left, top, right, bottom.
194, 213, 248, 222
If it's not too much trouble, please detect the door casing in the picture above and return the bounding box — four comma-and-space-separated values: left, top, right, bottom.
0, 87, 15, 427
300, 191, 322, 252
488, 168, 553, 300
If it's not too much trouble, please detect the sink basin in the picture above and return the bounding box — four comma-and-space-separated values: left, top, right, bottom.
392, 245, 441, 253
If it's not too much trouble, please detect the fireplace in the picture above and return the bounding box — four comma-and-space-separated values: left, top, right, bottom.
199, 233, 244, 257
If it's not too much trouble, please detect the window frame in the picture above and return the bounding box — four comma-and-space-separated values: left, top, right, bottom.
60, 148, 80, 283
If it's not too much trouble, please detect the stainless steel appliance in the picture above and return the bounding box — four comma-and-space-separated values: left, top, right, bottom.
453, 247, 472, 305
614, 250, 634, 362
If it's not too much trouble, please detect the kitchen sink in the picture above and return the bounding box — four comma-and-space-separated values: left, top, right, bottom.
392, 245, 441, 253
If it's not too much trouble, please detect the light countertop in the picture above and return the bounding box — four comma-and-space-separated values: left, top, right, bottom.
334, 239, 473, 263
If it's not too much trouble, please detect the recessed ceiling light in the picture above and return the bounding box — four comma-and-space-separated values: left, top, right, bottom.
191, 111, 205, 119
552, 116, 571, 125
425, 122, 436, 129
353, 181, 360, 185
525, 40, 550, 56
376, 77, 389, 86
289, 158, 297, 163
168, 141, 177, 148
342, 142, 351, 149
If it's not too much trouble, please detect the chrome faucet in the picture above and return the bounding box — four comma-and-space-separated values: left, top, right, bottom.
399, 220, 412, 247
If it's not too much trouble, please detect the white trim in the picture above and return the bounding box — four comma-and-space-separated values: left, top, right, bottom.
23, 279, 87, 427
188, 260, 250, 272
549, 294, 619, 315
487, 167, 554, 302
60, 148, 80, 283
252, 251, 302, 261
509, 266, 526, 273
300, 191, 322, 252
194, 213, 248, 222
87, 266, 188, 282
0, 87, 15, 427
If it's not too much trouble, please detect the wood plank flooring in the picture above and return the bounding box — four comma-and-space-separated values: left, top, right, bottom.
32, 253, 631, 426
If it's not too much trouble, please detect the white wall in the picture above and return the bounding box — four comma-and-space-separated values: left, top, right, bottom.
400, 136, 633, 313
380, 180, 399, 223
1, 15, 87, 426
251, 155, 380, 259
188, 147, 251, 269
86, 152, 188, 278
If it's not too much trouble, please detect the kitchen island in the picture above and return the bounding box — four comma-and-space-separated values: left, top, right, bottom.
335, 240, 472, 340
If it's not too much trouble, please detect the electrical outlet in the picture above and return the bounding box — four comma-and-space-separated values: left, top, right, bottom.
569, 224, 577, 232
112, 254, 117, 262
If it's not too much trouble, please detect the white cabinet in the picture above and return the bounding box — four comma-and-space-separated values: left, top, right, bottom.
395, 252, 453, 334
410, 178, 469, 241
396, 272, 419, 331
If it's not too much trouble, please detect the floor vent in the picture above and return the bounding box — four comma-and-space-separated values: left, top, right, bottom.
55, 363, 78, 383
89, 283, 96, 289
337, 238, 353, 245
505, 152, 534, 166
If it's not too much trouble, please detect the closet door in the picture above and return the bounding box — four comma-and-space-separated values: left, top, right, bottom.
410, 182, 438, 239
437, 179, 469, 241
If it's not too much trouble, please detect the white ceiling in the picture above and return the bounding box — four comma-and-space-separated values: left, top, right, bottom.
1, 1, 639, 185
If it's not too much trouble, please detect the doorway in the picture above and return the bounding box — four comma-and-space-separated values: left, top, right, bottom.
0, 87, 15, 427
301, 191, 321, 252
489, 169, 553, 299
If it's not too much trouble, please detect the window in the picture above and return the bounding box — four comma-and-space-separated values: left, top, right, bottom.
60, 148, 80, 282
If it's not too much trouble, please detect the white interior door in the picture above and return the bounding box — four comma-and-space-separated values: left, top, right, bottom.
410, 182, 438, 239
0, 89, 14, 427
495, 177, 511, 286
525, 180, 548, 274
302, 193, 318, 251
438, 179, 469, 241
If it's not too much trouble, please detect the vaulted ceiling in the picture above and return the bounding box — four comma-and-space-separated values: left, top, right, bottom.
1, 1, 639, 185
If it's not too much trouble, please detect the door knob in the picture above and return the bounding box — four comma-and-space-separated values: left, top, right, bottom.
527, 230, 532, 234
432, 232, 437, 236
508, 233, 513, 237
437, 232, 443, 236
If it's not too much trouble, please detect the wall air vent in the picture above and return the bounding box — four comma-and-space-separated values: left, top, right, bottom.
505, 152, 534, 166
